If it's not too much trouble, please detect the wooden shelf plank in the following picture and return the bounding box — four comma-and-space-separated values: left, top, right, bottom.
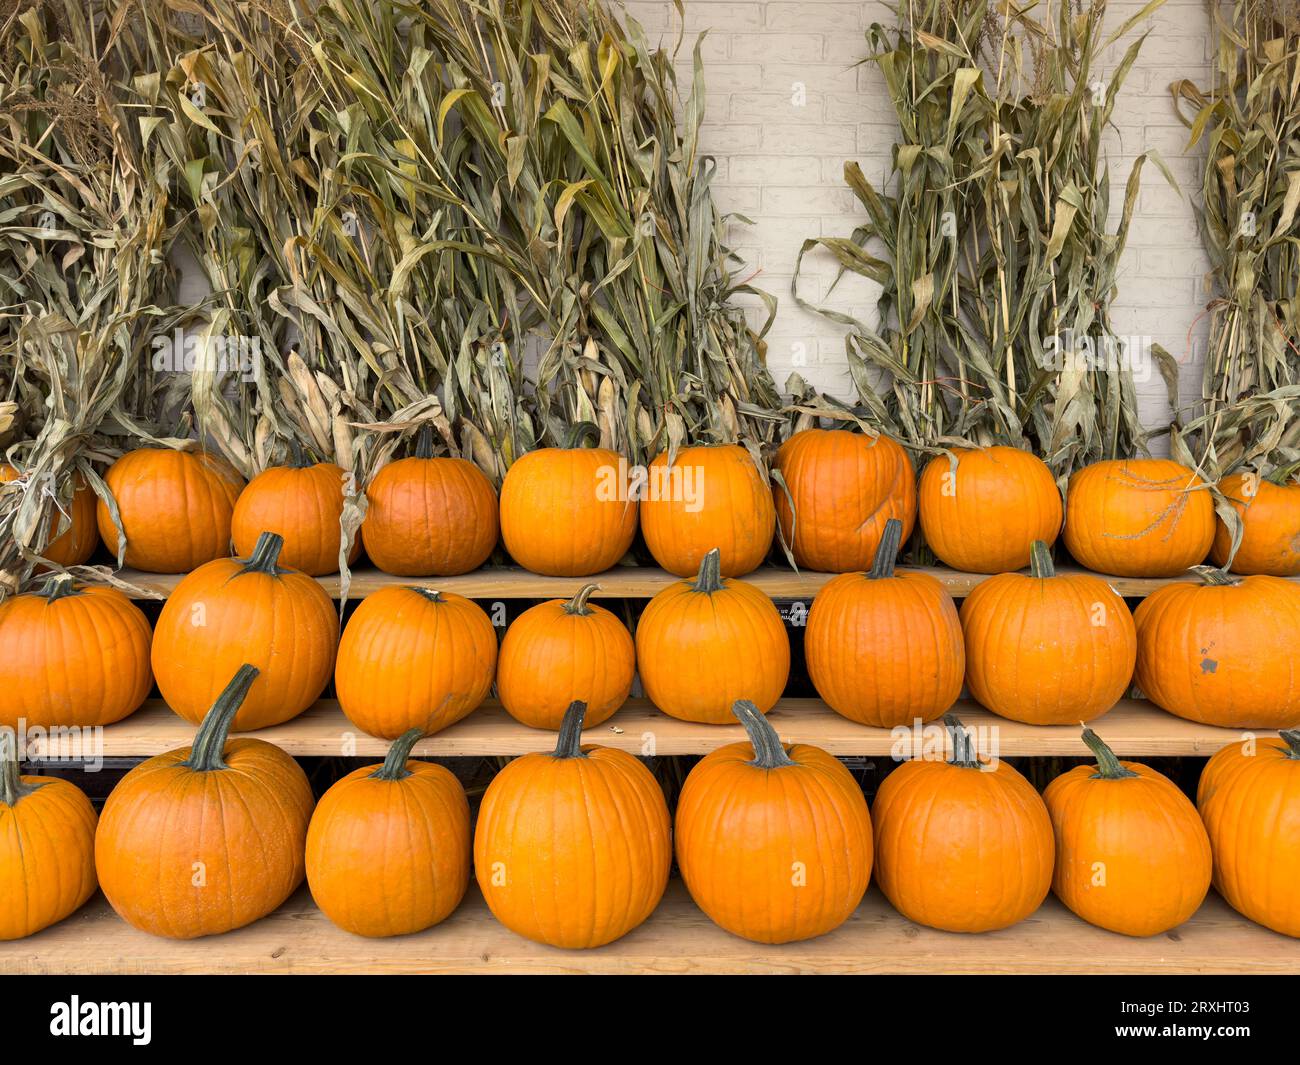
3, 882, 1294, 974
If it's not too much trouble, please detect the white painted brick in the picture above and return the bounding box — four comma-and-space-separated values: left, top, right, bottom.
765, 3, 861, 32
728, 33, 825, 62
730, 91, 823, 120
730, 154, 824, 184
763, 185, 856, 214
760, 122, 857, 153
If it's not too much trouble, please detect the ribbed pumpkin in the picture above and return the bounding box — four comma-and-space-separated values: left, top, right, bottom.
1198, 731, 1300, 937
97, 447, 245, 572
805, 519, 964, 727
1043, 727, 1210, 937
0, 575, 152, 731
773, 427, 916, 572
635, 548, 790, 724
0, 464, 98, 567
1134, 570, 1300, 729
474, 700, 671, 948
497, 584, 635, 730
0, 731, 98, 940
641, 443, 775, 577
1210, 472, 1300, 576
95, 665, 314, 939
918, 446, 1062, 572
872, 714, 1054, 933
152, 532, 338, 731
335, 586, 497, 739
1063, 458, 1214, 577
960, 541, 1136, 725
675, 700, 873, 944
306, 728, 471, 938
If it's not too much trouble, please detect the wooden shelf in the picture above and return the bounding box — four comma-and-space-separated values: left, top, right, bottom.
4, 881, 1295, 974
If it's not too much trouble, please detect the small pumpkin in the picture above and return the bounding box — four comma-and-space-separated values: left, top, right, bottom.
871, 714, 1054, 933
960, 540, 1136, 725
335, 585, 497, 739
0, 575, 152, 731
1063, 458, 1214, 577
97, 446, 245, 573
497, 583, 635, 730
773, 427, 916, 572
1134, 569, 1300, 729
0, 731, 98, 940
805, 518, 964, 727
675, 700, 873, 944
1043, 727, 1210, 937
635, 548, 790, 724
1210, 471, 1300, 576
474, 700, 671, 948
152, 532, 338, 731
641, 443, 775, 577
918, 446, 1062, 572
0, 464, 98, 567
95, 665, 314, 939
306, 728, 471, 938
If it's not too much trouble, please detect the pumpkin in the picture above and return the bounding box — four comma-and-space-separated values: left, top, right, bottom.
497, 583, 635, 730
871, 714, 1054, 932
474, 700, 671, 948
1210, 472, 1300, 576
1043, 727, 1210, 936
960, 540, 1136, 725
362, 430, 498, 577
805, 518, 964, 727
152, 532, 338, 731
918, 446, 1062, 572
335, 585, 497, 739
1063, 458, 1214, 577
0, 575, 152, 731
0, 464, 98, 567
773, 427, 916, 572
635, 548, 790, 724
641, 443, 775, 577
306, 728, 471, 938
499, 430, 638, 576
1134, 569, 1300, 729
95, 664, 314, 939
675, 699, 873, 944
1198, 730, 1300, 937
0, 731, 98, 940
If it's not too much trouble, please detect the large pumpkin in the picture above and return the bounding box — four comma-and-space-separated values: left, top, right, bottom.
1210, 472, 1300, 576
773, 427, 916, 572
97, 446, 245, 572
0, 575, 152, 731
1198, 731, 1300, 937
1063, 458, 1214, 577
960, 541, 1136, 725
805, 518, 963, 727
95, 665, 314, 939
871, 714, 1054, 932
306, 728, 471, 938
675, 699, 873, 944
0, 464, 98, 567
918, 446, 1062, 572
1043, 727, 1210, 936
152, 532, 338, 730
497, 583, 635, 730
335, 586, 497, 739
1134, 570, 1300, 729
635, 548, 790, 724
641, 443, 775, 577
474, 700, 671, 948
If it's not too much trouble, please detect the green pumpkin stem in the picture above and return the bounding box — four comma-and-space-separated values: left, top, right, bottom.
553, 701, 589, 759
372, 728, 425, 781
0, 730, 36, 806
1280, 729, 1300, 760
563, 584, 601, 616
733, 699, 795, 769
867, 518, 903, 580
562, 422, 601, 450
241, 531, 287, 576
943, 712, 981, 769
415, 425, 435, 459
1081, 726, 1138, 780
1029, 540, 1055, 579
38, 573, 82, 602
690, 548, 724, 593
183, 665, 260, 772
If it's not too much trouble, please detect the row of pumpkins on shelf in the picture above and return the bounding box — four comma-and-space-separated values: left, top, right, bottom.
8, 432, 1300, 581
4, 677, 1299, 947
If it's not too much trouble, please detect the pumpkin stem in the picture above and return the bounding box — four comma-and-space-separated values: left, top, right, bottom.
942, 712, 981, 769
371, 728, 425, 781
867, 518, 903, 580
733, 699, 795, 769
240, 531, 287, 576
286, 438, 312, 468
410, 586, 443, 603
1081, 726, 1138, 780
183, 665, 260, 772
0, 730, 37, 807
1280, 729, 1300, 760
553, 700, 589, 759
690, 548, 725, 593
1029, 540, 1055, 579
1192, 565, 1238, 587
562, 422, 601, 450
563, 584, 601, 616
38, 573, 82, 602
414, 425, 435, 459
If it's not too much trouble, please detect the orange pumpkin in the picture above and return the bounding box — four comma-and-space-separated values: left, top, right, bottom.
1210, 472, 1300, 576
335, 585, 497, 739
152, 532, 338, 730
474, 700, 671, 948
0, 464, 98, 567
97, 447, 245, 572
1063, 458, 1214, 577
773, 427, 916, 572
497, 583, 635, 730
805, 518, 964, 727
641, 443, 775, 577
635, 548, 790, 724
